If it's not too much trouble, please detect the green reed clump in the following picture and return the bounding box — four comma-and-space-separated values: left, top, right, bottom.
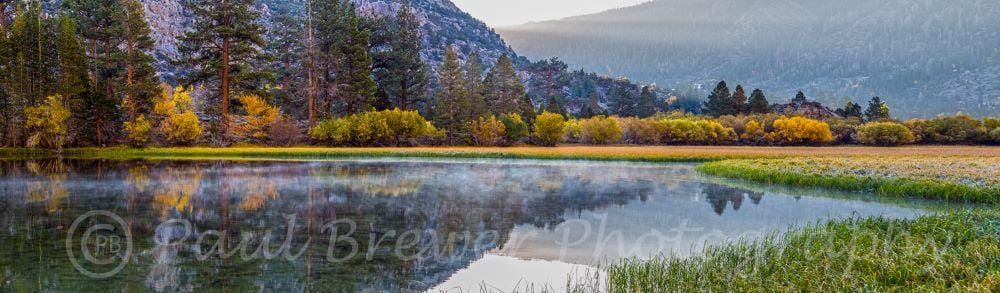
606, 209, 1000, 292
697, 159, 999, 204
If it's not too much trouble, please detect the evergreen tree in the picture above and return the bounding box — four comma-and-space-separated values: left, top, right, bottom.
62, 0, 125, 107
312, 0, 346, 117
864, 96, 891, 122
337, 4, 376, 115
120, 0, 161, 122
607, 80, 636, 116
485, 54, 526, 116
55, 16, 93, 143
746, 88, 770, 114
732, 84, 747, 115
0, 0, 11, 38
266, 13, 306, 116
464, 52, 488, 120
835, 101, 863, 118
637, 85, 656, 117
792, 91, 808, 104
702, 80, 731, 117
433, 47, 467, 144
6, 2, 58, 145
178, 0, 269, 141
544, 95, 564, 115
377, 0, 427, 111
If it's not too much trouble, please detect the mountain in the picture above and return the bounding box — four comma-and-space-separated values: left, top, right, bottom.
129, 0, 515, 81
498, 0, 1000, 118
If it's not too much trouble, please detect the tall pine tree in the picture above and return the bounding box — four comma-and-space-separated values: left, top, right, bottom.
607, 80, 636, 116
746, 88, 770, 114
637, 85, 655, 117
464, 52, 488, 120
485, 54, 526, 116
864, 96, 891, 122
178, 0, 269, 141
732, 84, 747, 115
120, 0, 160, 122
337, 3, 376, 115
377, 0, 427, 111
702, 80, 731, 117
433, 47, 467, 144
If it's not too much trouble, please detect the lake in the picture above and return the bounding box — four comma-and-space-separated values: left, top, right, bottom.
0, 158, 931, 292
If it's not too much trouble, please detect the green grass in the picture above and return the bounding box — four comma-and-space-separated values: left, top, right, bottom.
698, 159, 1000, 204
607, 209, 1000, 292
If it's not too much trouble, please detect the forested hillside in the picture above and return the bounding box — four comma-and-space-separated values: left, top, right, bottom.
499, 0, 1000, 118
0, 0, 665, 148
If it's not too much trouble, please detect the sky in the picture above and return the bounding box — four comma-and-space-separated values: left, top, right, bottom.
451, 0, 653, 27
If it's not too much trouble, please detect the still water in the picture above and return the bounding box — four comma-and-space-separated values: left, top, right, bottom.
0, 158, 929, 292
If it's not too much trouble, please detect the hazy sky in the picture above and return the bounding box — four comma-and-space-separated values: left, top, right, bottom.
451, 0, 653, 27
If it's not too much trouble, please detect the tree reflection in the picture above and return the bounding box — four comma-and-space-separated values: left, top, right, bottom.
703, 183, 765, 215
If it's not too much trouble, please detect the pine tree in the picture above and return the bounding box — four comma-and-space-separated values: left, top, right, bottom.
792, 91, 808, 104
120, 0, 160, 122
485, 54, 526, 116
732, 84, 747, 115
702, 80, 731, 117
433, 47, 467, 144
377, 0, 427, 111
178, 0, 269, 142
62, 0, 124, 107
312, 0, 345, 118
6, 2, 58, 146
55, 16, 91, 120
464, 52, 488, 120
337, 4, 376, 115
835, 101, 863, 119
864, 96, 891, 122
266, 13, 306, 118
637, 85, 656, 117
746, 88, 770, 114
544, 95, 564, 115
608, 80, 636, 116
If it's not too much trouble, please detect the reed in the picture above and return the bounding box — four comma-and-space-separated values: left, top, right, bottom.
698, 157, 1000, 204
605, 209, 1000, 292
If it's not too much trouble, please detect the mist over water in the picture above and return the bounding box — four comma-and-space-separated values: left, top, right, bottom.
0, 159, 930, 291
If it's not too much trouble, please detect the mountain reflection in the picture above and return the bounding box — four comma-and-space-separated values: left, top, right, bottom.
0, 159, 919, 292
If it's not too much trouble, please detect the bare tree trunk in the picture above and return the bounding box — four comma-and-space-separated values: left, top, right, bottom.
306, 0, 316, 127
220, 0, 231, 144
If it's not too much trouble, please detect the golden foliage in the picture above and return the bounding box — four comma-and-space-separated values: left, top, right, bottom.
123, 114, 152, 147
580, 115, 622, 144
767, 116, 834, 145
233, 94, 281, 141
25, 95, 72, 150
533, 111, 566, 146
469, 116, 506, 146
154, 86, 203, 145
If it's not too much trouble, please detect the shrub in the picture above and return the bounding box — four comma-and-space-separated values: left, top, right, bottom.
533, 111, 566, 146
24, 95, 72, 150
498, 113, 528, 145
825, 117, 862, 144
983, 117, 1000, 130
153, 86, 203, 146
563, 119, 583, 143
123, 115, 152, 147
469, 116, 506, 146
741, 119, 767, 145
162, 112, 203, 145
989, 127, 1000, 144
856, 122, 914, 146
309, 109, 438, 146
922, 115, 987, 144
267, 118, 304, 146
767, 116, 834, 145
580, 116, 622, 144
661, 119, 736, 145
903, 119, 929, 143
310, 118, 351, 145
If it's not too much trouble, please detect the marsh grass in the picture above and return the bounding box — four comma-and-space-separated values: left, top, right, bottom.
698, 158, 1000, 204
606, 209, 1000, 292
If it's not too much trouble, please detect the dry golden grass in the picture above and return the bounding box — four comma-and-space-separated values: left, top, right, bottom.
59, 145, 1000, 162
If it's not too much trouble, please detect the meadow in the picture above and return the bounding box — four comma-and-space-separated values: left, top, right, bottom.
40, 145, 1000, 162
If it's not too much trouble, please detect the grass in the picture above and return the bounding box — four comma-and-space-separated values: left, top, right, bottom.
606, 209, 1000, 292
698, 157, 1000, 204
8, 145, 995, 162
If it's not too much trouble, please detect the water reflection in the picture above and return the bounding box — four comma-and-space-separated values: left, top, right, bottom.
0, 159, 927, 292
